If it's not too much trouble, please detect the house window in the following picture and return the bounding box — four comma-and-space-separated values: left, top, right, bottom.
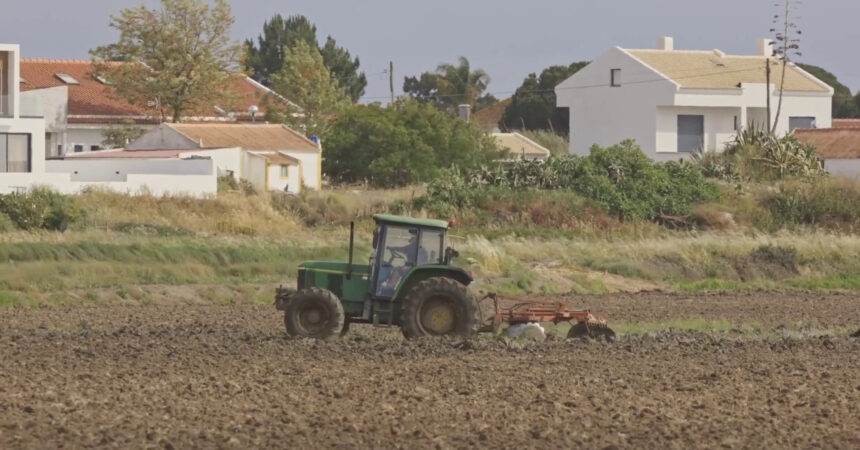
0, 51, 8, 116
0, 133, 32, 173
610, 68, 621, 87
789, 116, 816, 131
90, 145, 101, 151
677, 115, 704, 153
280, 165, 289, 178
74, 145, 83, 153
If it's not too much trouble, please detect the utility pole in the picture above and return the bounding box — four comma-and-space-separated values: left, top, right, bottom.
765, 59, 771, 132
389, 61, 395, 105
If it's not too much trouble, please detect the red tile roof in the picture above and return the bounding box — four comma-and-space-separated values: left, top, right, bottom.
832, 119, 860, 129
795, 128, 860, 159
19, 59, 283, 122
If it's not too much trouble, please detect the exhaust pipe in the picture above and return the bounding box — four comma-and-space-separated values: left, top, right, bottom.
347, 221, 355, 279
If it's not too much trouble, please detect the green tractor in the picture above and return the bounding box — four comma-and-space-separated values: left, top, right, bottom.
275, 214, 480, 339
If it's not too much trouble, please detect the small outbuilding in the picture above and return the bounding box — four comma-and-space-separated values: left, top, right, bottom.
795, 128, 860, 178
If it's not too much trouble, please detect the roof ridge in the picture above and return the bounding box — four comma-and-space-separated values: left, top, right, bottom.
21, 58, 92, 64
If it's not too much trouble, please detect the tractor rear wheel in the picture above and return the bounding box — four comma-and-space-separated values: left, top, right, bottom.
284, 287, 345, 340
400, 277, 479, 339
567, 321, 616, 341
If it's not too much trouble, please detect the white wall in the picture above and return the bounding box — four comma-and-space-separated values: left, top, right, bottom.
242, 152, 267, 192
0, 116, 46, 175
656, 106, 738, 156
285, 149, 321, 189
556, 47, 678, 156
183, 147, 241, 178
43, 158, 215, 197
824, 159, 860, 179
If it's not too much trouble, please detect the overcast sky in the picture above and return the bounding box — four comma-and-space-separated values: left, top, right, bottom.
3, 0, 859, 101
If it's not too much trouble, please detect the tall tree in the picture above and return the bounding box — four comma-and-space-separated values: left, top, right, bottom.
268, 41, 348, 139
770, 0, 803, 133
501, 61, 588, 133
797, 63, 859, 118
245, 14, 367, 102
90, 0, 243, 123
403, 57, 491, 112
319, 37, 367, 102
244, 14, 317, 86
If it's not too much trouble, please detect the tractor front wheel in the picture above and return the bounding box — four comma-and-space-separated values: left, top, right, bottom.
284, 287, 345, 340
400, 277, 479, 339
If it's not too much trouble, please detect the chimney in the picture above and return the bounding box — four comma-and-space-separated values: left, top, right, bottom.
458, 104, 471, 121
658, 36, 674, 51
757, 38, 774, 57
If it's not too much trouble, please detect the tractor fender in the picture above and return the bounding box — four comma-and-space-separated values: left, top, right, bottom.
391, 266, 473, 302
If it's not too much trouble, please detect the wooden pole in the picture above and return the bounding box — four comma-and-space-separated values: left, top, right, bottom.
766, 59, 771, 132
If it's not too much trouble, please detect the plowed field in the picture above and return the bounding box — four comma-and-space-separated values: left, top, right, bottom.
2, 292, 858, 449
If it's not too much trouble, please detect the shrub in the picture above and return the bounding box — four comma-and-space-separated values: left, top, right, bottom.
692, 126, 824, 182
0, 188, 85, 231
218, 175, 257, 195
763, 179, 860, 230
421, 140, 719, 221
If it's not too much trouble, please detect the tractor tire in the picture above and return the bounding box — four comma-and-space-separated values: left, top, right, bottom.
400, 277, 479, 339
284, 287, 345, 340
567, 322, 616, 341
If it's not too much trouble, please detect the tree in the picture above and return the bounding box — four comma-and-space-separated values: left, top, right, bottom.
245, 14, 367, 102
268, 41, 349, 139
501, 61, 588, 133
244, 14, 316, 86
101, 120, 145, 149
320, 37, 367, 102
90, 0, 243, 123
797, 64, 858, 118
324, 99, 504, 187
770, 0, 803, 133
403, 57, 491, 112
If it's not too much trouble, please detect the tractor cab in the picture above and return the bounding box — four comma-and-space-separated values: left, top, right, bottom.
369, 214, 452, 299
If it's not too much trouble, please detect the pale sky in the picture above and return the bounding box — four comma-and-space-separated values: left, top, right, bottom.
2, 0, 859, 100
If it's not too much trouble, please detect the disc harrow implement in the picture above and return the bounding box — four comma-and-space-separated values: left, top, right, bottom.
478, 292, 615, 340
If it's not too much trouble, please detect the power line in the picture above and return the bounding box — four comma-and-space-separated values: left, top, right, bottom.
363, 61, 772, 101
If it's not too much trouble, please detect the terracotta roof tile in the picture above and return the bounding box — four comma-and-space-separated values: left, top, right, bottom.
832, 119, 860, 129
19, 59, 283, 120
472, 97, 512, 131
494, 132, 551, 159
795, 128, 860, 159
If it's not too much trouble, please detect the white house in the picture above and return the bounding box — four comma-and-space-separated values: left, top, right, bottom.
18, 59, 296, 157
556, 37, 833, 159
0, 44, 216, 197
126, 123, 322, 193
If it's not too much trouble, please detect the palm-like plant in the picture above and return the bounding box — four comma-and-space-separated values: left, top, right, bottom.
435, 57, 490, 108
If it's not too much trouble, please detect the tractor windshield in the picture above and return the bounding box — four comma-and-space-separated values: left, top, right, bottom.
374, 226, 419, 298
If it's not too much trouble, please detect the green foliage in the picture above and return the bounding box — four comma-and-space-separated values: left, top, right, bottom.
763, 179, 860, 230
101, 120, 145, 149
692, 126, 824, 182
798, 63, 859, 118
90, 0, 243, 123
217, 175, 256, 195
268, 41, 349, 138
501, 61, 588, 133
403, 57, 492, 112
0, 188, 85, 231
324, 99, 504, 187
245, 14, 367, 102
0, 213, 15, 233
419, 140, 719, 221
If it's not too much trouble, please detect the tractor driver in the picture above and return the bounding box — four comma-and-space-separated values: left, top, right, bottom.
379, 234, 419, 296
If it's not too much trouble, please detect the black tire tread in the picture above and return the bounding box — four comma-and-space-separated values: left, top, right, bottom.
400, 277, 479, 339
284, 287, 345, 340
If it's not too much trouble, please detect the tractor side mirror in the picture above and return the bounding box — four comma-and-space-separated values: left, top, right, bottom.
444, 247, 459, 265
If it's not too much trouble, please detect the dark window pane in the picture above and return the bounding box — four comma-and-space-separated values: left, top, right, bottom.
677, 115, 704, 153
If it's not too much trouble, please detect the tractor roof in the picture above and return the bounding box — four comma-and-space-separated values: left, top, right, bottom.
373, 214, 449, 229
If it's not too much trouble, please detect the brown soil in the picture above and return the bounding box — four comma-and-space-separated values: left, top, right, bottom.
1, 292, 858, 449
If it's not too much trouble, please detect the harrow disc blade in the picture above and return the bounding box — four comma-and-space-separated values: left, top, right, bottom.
567, 322, 616, 341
